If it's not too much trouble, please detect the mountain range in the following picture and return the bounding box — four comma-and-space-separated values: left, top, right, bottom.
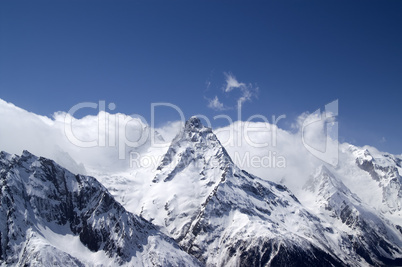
1, 116, 402, 266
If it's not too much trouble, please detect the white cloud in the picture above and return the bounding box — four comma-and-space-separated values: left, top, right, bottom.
205, 80, 211, 91
223, 72, 258, 107
204, 73, 258, 110
208, 96, 226, 111
224, 73, 246, 92
0, 99, 336, 184
0, 99, 352, 196
3, 98, 394, 218
238, 87, 252, 105
214, 120, 322, 192
0, 99, 181, 175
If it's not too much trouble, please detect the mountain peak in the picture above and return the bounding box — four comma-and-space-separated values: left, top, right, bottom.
22, 149, 34, 158
0, 151, 200, 266
185, 116, 204, 131
154, 115, 230, 179
170, 116, 213, 144
305, 165, 346, 195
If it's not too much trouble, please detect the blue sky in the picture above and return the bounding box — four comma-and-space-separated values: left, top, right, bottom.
0, 0, 401, 153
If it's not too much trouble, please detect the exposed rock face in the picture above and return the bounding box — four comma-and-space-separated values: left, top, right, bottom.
304, 165, 402, 266
141, 117, 345, 266
3, 116, 402, 267
0, 150, 199, 266
354, 148, 402, 214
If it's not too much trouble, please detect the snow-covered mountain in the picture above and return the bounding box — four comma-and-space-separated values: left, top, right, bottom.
135, 117, 402, 266
137, 118, 340, 265
353, 147, 402, 215
303, 165, 402, 266
2, 113, 402, 266
324, 144, 402, 230
0, 150, 200, 266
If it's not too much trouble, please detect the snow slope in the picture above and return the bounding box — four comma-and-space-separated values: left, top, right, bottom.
0, 151, 200, 266
133, 118, 346, 266
2, 101, 402, 266
134, 117, 402, 266
303, 165, 402, 266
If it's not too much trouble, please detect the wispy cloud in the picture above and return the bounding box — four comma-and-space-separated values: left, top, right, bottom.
224, 73, 246, 92
208, 96, 226, 111
223, 72, 258, 106
205, 72, 258, 110
0, 98, 182, 175
205, 80, 211, 91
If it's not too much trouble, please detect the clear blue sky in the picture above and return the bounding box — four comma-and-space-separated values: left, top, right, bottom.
1, 0, 401, 153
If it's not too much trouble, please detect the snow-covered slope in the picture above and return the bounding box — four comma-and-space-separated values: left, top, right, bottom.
332, 144, 402, 227
137, 117, 348, 266
2, 110, 402, 266
134, 117, 402, 266
303, 165, 402, 266
353, 147, 402, 214
0, 150, 200, 266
